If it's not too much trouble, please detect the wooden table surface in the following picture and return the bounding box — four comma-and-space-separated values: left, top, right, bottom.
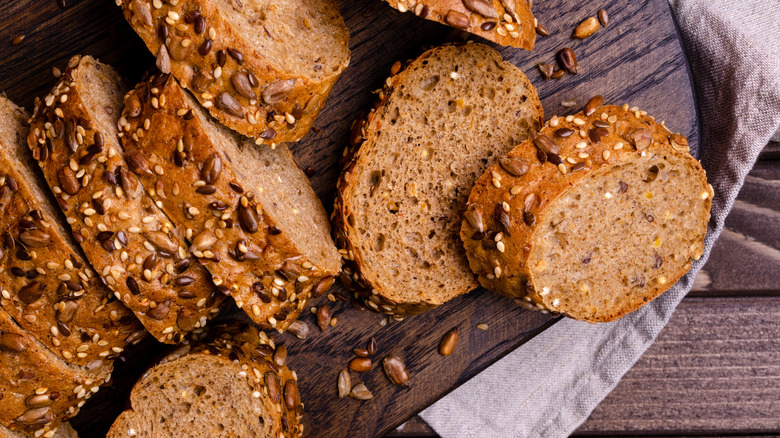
389, 141, 780, 436
0, 0, 704, 436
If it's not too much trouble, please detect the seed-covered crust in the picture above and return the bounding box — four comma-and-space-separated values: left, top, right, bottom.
0, 96, 142, 369
118, 73, 339, 331
107, 324, 303, 438
461, 103, 713, 322
27, 56, 224, 344
333, 43, 543, 316
117, 0, 350, 144
0, 307, 107, 437
0, 422, 79, 438
383, 0, 535, 50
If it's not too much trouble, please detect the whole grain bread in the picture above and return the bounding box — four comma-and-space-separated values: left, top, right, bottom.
382, 0, 535, 50
333, 43, 543, 315
117, 0, 350, 143
27, 56, 224, 344
118, 73, 340, 331
461, 102, 713, 322
0, 96, 143, 369
0, 422, 78, 438
0, 307, 107, 436
107, 324, 303, 438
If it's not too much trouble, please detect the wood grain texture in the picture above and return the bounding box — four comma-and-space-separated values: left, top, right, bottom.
577, 296, 780, 436
0, 0, 698, 437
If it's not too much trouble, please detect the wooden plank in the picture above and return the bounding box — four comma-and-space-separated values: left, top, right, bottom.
0, 0, 698, 436
577, 296, 780, 435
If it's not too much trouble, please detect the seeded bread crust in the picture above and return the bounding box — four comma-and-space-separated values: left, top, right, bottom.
333, 43, 543, 315
0, 307, 106, 436
0, 96, 142, 370
383, 0, 535, 50
461, 104, 713, 322
27, 56, 224, 344
117, 0, 350, 144
118, 74, 340, 331
0, 422, 78, 438
107, 324, 303, 438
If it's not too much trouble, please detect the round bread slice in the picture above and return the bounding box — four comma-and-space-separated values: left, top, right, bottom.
382, 0, 535, 50
461, 102, 713, 322
333, 43, 543, 315
118, 0, 350, 143
107, 324, 302, 438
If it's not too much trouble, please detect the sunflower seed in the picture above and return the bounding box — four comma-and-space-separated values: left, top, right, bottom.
463, 0, 498, 18
557, 48, 578, 74
499, 156, 530, 176
349, 382, 373, 400
584, 95, 604, 116
337, 369, 350, 398
265, 371, 281, 403
439, 328, 458, 356
533, 132, 561, 155
573, 17, 600, 39
445, 10, 470, 29
0, 333, 27, 352
216, 93, 243, 117
284, 380, 299, 410
262, 79, 295, 105
464, 208, 484, 233
349, 357, 372, 373
382, 355, 410, 386
627, 128, 653, 150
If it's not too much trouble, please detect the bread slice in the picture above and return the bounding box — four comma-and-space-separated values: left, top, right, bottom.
0, 307, 107, 436
118, 73, 340, 331
27, 56, 224, 344
383, 0, 535, 50
0, 96, 143, 369
333, 43, 543, 315
117, 0, 350, 143
0, 422, 78, 438
107, 324, 303, 438
461, 103, 713, 322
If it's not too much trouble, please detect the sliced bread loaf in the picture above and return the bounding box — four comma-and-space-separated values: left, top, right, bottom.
117, 0, 350, 143
382, 0, 535, 50
118, 73, 340, 331
333, 43, 543, 315
461, 102, 713, 322
0, 95, 143, 369
107, 324, 302, 438
0, 307, 106, 436
27, 56, 224, 344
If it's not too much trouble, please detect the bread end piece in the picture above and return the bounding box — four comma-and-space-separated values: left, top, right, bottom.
462, 103, 712, 322
107, 324, 303, 438
383, 0, 535, 50
118, 0, 350, 143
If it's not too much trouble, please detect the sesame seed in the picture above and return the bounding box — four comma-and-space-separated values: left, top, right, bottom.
494, 266, 502, 277
558, 163, 567, 174
511, 185, 522, 195
565, 115, 575, 122
476, 323, 489, 330
549, 115, 559, 127
613, 142, 624, 150
603, 150, 611, 160
496, 241, 506, 253
575, 141, 587, 149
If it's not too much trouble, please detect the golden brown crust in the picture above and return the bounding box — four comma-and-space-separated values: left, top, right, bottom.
461, 103, 713, 322
383, 0, 535, 50
0, 97, 142, 368
108, 324, 302, 438
27, 56, 223, 344
117, 0, 350, 143
0, 308, 106, 436
118, 74, 339, 331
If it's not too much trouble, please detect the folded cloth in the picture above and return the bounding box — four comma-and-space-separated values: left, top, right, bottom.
420, 1, 780, 436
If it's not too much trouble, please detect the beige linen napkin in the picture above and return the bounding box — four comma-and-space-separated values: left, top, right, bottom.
420, 1, 780, 436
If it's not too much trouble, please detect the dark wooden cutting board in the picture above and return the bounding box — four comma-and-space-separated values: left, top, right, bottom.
0, 0, 697, 436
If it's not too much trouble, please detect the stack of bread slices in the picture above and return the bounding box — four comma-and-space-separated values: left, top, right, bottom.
0, 0, 714, 435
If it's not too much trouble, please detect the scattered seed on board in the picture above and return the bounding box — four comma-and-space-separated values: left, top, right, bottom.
476, 323, 489, 331
598, 9, 609, 27
439, 328, 459, 356
337, 369, 350, 398
573, 17, 600, 39
382, 355, 410, 386
349, 382, 373, 400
